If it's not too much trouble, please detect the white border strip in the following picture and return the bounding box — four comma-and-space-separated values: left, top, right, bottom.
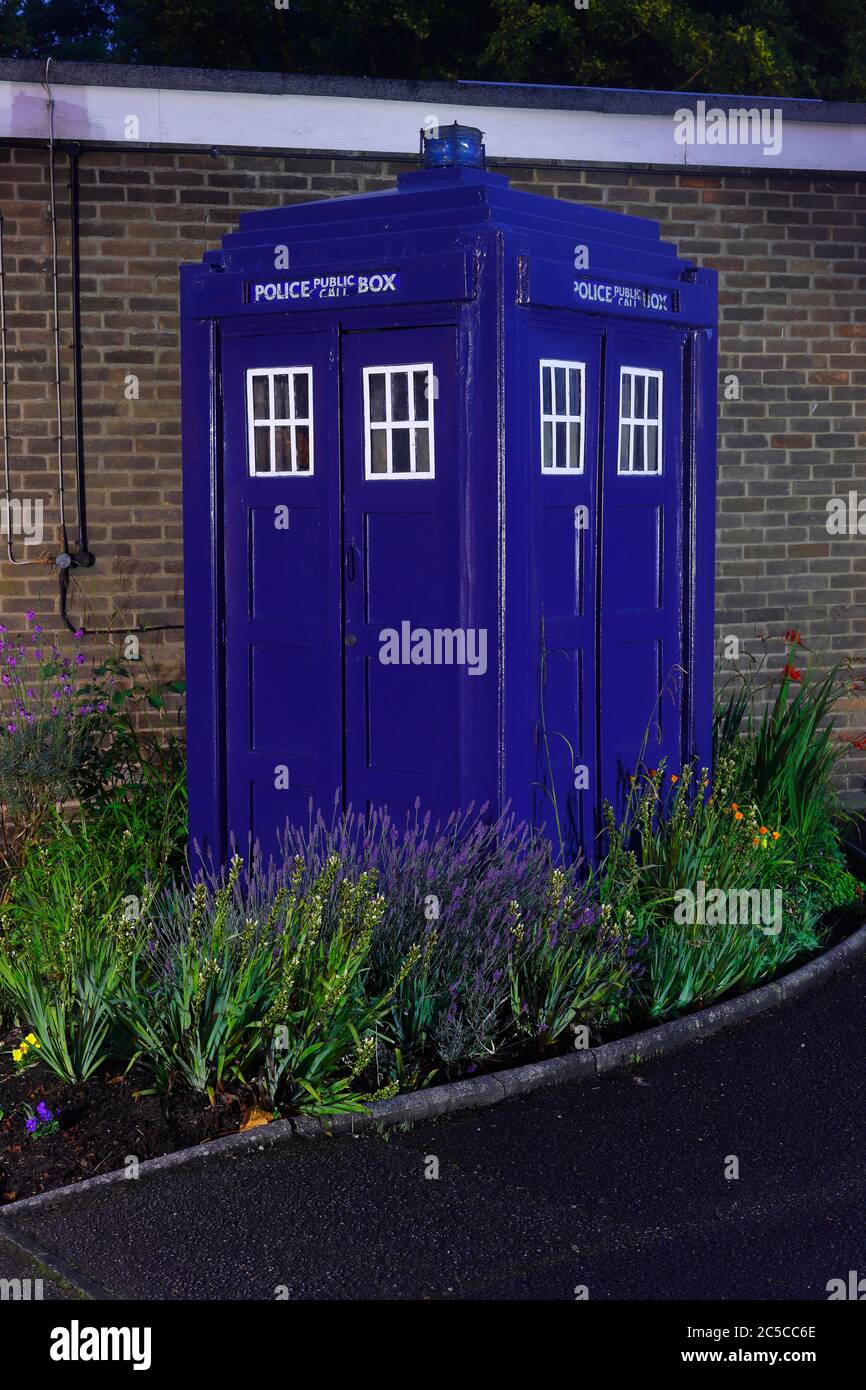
1, 79, 865, 172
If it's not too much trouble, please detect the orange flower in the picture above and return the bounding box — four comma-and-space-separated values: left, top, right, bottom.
753, 836, 760, 846
772, 831, 780, 840
734, 810, 744, 821
759, 825, 768, 835
670, 774, 679, 784
731, 802, 739, 811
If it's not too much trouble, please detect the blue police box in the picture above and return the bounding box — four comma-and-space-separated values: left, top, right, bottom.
180, 125, 717, 866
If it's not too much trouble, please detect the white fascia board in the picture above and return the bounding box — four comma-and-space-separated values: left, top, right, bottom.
1, 79, 864, 173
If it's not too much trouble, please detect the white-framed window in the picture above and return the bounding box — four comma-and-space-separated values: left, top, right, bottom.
540, 360, 585, 473
246, 367, 313, 476
363, 364, 435, 478
618, 367, 663, 475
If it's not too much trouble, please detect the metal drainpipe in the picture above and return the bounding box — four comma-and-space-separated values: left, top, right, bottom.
58, 138, 182, 637
68, 144, 93, 572
41, 57, 71, 565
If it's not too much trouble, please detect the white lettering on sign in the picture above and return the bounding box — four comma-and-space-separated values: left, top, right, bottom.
574, 277, 675, 314
249, 271, 400, 305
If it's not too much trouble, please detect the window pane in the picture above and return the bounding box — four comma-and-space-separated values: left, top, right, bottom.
252, 375, 270, 420
555, 421, 567, 468
633, 374, 645, 419
272, 374, 291, 420
542, 366, 552, 415
293, 373, 310, 420
568, 368, 581, 418
391, 372, 409, 422
414, 428, 430, 473
254, 425, 271, 473
392, 428, 411, 473
274, 426, 292, 472
554, 366, 566, 415
568, 423, 580, 470
542, 420, 553, 469
619, 423, 630, 472
647, 375, 659, 418
413, 370, 429, 421
633, 427, 645, 472
295, 426, 311, 473
369, 373, 387, 423
646, 425, 659, 473
370, 429, 388, 474
620, 372, 631, 418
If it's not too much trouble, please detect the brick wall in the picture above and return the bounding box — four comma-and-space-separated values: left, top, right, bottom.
1, 145, 864, 795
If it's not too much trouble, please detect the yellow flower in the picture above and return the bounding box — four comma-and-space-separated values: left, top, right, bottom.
19, 1042, 29, 1055
32, 1039, 41, 1048
12, 1048, 22, 1062
24, 1032, 37, 1045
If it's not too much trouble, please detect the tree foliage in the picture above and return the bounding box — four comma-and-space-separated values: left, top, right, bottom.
1, 0, 864, 100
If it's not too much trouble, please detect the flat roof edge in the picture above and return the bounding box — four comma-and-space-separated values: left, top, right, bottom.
1, 58, 864, 126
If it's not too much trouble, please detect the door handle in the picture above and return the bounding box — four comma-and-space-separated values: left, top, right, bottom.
346, 542, 357, 583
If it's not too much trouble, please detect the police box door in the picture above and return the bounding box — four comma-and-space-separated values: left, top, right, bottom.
340, 326, 463, 826
221, 327, 341, 860
599, 328, 688, 816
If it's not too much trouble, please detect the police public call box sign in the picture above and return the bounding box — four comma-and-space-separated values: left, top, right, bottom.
574, 275, 679, 315
245, 269, 400, 305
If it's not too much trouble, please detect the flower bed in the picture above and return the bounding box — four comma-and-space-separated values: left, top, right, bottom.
0, 623, 863, 1201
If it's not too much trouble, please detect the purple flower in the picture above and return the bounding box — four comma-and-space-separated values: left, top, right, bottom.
24, 1116, 37, 1134
25, 610, 35, 622
36, 1101, 52, 1122
74, 628, 84, 640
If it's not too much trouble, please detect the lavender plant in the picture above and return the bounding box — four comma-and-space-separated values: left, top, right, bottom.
0, 613, 109, 857
234, 800, 641, 1082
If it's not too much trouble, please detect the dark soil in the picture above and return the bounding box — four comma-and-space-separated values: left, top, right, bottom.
0, 1047, 248, 1205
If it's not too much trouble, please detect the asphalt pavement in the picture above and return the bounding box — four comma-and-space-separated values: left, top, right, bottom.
1, 957, 865, 1300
